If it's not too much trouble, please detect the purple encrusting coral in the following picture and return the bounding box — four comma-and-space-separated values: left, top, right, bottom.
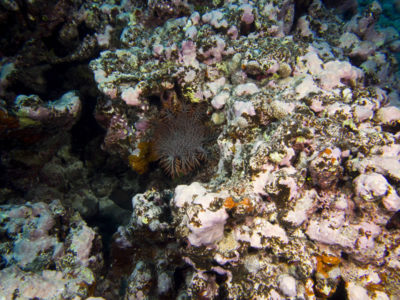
152, 105, 209, 178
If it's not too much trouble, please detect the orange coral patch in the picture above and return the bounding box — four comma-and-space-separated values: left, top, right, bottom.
240, 197, 253, 212
321, 254, 341, 266
319, 148, 332, 157
316, 254, 341, 278
224, 197, 236, 209
128, 141, 157, 175
224, 197, 253, 211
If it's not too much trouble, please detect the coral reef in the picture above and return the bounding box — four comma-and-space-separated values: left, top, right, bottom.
0, 201, 103, 299
0, 0, 399, 299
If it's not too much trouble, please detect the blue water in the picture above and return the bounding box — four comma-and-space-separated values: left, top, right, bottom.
360, 0, 400, 31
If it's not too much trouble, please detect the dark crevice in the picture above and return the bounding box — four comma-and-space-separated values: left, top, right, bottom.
247, 246, 259, 254
0, 13, 24, 56
327, 277, 347, 300
239, 21, 256, 36
86, 214, 123, 281
386, 210, 400, 230
109, 187, 134, 211
15, 0, 35, 30
43, 61, 97, 99
291, 0, 313, 33
348, 56, 364, 68
42, 23, 72, 57
322, 0, 358, 19
340, 251, 349, 260
381, 122, 400, 134
148, 94, 163, 108
77, 22, 97, 41
173, 265, 193, 293
5, 60, 101, 102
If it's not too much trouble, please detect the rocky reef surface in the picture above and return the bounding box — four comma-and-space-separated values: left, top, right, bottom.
1, 0, 400, 299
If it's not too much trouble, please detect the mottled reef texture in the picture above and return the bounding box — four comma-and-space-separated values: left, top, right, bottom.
1, 0, 400, 299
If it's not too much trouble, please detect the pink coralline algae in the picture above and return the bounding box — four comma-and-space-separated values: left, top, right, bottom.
354, 172, 389, 202
173, 182, 229, 246
240, 4, 255, 25
375, 105, 400, 124
179, 40, 199, 67
121, 86, 143, 106
14, 91, 81, 130
0, 201, 103, 299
